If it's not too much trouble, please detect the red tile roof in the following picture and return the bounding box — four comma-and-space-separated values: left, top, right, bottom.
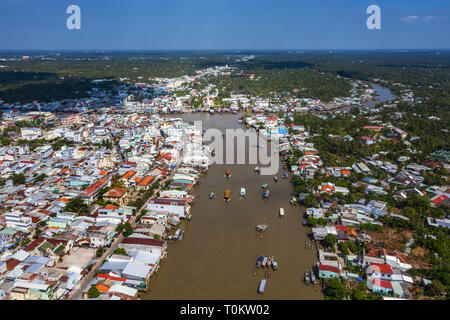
81, 178, 107, 196
318, 264, 340, 274
373, 279, 393, 289
121, 237, 165, 247
370, 263, 393, 274
104, 187, 127, 198
138, 175, 154, 187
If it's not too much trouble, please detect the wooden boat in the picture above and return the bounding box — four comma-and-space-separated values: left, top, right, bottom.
240, 188, 246, 197
187, 214, 192, 221
209, 192, 215, 199
310, 269, 317, 284
279, 208, 285, 218
258, 279, 266, 294
262, 256, 268, 266
289, 197, 297, 205
282, 172, 288, 179
224, 189, 231, 201
266, 257, 272, 269
272, 260, 278, 271
304, 271, 310, 285
256, 224, 268, 232
256, 256, 263, 268
225, 169, 231, 178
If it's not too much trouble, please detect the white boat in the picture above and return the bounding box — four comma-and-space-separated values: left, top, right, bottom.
258, 279, 266, 294
279, 208, 285, 218
240, 188, 246, 197
254, 167, 260, 172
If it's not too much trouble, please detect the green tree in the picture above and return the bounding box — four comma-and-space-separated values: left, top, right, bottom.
87, 286, 100, 298
11, 173, 26, 185
323, 234, 337, 248
96, 247, 105, 257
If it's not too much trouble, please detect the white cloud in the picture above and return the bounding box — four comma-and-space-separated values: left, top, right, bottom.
400, 16, 420, 23
400, 15, 448, 23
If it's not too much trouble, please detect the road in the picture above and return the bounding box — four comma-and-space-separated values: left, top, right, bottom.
68, 180, 166, 300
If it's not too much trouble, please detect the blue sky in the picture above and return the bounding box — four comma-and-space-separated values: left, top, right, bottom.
0, 0, 449, 50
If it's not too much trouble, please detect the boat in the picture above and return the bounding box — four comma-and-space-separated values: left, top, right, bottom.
262, 256, 268, 266
272, 260, 278, 271
289, 197, 297, 205
256, 224, 268, 232
187, 214, 192, 221
177, 231, 184, 241
282, 172, 288, 179
304, 271, 310, 285
174, 229, 181, 240
209, 109, 214, 114
266, 257, 272, 269
310, 269, 317, 284
279, 208, 285, 218
224, 189, 231, 201
273, 176, 278, 182
225, 169, 231, 178
258, 279, 267, 294
256, 256, 263, 268
263, 190, 270, 199
261, 183, 268, 189
254, 167, 260, 172
240, 188, 246, 197
209, 192, 215, 199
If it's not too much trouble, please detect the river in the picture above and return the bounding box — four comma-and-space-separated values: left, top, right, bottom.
363, 83, 397, 108
143, 113, 323, 300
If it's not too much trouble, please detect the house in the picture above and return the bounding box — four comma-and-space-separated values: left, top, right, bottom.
79, 178, 109, 203
306, 207, 323, 219
317, 264, 340, 279
103, 187, 128, 206
366, 263, 393, 281
360, 136, 375, 145
119, 237, 167, 255
147, 198, 190, 218
368, 278, 393, 295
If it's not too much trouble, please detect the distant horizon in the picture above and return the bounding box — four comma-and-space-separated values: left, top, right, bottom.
1, 48, 450, 53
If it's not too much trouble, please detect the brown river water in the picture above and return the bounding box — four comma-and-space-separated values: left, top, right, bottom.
143, 113, 323, 300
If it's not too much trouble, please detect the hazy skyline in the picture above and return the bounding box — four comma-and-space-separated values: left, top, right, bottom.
0, 0, 449, 50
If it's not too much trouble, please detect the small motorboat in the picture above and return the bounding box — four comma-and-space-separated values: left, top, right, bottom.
310, 269, 317, 284
209, 192, 215, 199
273, 176, 278, 182
282, 172, 288, 179
225, 169, 231, 178
187, 214, 192, 221
258, 279, 267, 294
263, 190, 270, 199
254, 167, 260, 172
224, 189, 231, 201
279, 208, 285, 218
240, 187, 246, 197
262, 183, 268, 189
304, 271, 310, 285
272, 260, 278, 271
266, 257, 272, 269
177, 231, 184, 241
289, 197, 297, 205
256, 224, 268, 232
256, 256, 263, 268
